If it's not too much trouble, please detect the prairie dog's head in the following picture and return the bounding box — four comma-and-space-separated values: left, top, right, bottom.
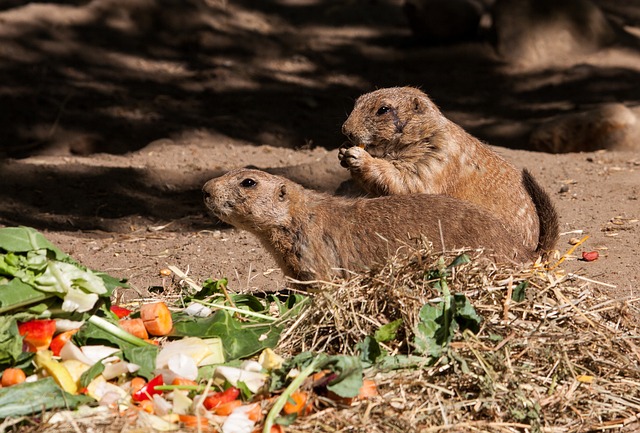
342, 87, 445, 155
202, 169, 294, 232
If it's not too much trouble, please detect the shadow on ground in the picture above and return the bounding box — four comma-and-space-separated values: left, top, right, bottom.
1, 0, 640, 232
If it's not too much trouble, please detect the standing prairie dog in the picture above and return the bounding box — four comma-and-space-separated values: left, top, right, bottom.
339, 86, 558, 253
203, 169, 534, 287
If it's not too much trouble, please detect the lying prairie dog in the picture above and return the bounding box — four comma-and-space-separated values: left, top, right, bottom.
203, 169, 535, 287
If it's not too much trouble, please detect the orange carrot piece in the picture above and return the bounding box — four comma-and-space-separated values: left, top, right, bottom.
214, 399, 242, 416
179, 414, 214, 432
282, 391, 308, 416
140, 302, 173, 336
172, 377, 198, 387
245, 403, 263, 422
358, 379, 378, 399
130, 377, 147, 395
119, 318, 149, 339
1, 368, 26, 387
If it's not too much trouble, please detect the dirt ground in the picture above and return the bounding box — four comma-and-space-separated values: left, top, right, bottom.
1, 2, 639, 313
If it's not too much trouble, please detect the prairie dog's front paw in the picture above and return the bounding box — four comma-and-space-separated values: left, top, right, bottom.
339, 146, 369, 170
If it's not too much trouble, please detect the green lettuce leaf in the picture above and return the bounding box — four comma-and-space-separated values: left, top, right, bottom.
171, 309, 282, 360
0, 377, 93, 418
0, 316, 23, 367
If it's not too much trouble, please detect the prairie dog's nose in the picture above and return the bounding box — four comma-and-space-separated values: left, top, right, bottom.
202, 180, 215, 200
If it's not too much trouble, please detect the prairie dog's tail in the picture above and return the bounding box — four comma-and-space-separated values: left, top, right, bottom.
522, 169, 559, 255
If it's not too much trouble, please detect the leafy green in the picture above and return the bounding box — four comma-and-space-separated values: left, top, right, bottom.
0, 227, 125, 315
0, 377, 93, 418
172, 293, 308, 361
374, 318, 403, 342
0, 316, 23, 367
414, 254, 482, 360
171, 309, 282, 360
375, 354, 432, 370
358, 336, 384, 366
267, 293, 309, 317
512, 281, 528, 302
0, 227, 65, 257
123, 346, 159, 380
79, 360, 106, 388
0, 279, 51, 315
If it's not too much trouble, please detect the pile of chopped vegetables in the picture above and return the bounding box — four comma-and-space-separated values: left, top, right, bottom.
0, 227, 377, 432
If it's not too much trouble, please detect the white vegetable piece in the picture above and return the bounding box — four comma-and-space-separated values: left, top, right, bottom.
156, 337, 213, 369
167, 353, 199, 381
214, 366, 267, 394
184, 303, 213, 317
171, 390, 193, 415
221, 404, 257, 433
80, 345, 120, 365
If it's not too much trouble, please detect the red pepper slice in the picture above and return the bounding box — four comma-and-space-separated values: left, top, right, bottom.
110, 305, 133, 319
49, 329, 78, 356
203, 386, 241, 410
581, 251, 599, 262
18, 319, 56, 352
132, 374, 164, 402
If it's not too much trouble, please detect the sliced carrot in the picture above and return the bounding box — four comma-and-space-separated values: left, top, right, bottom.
358, 379, 378, 399
1, 368, 26, 387
172, 377, 198, 387
179, 414, 214, 432
282, 391, 308, 416
140, 302, 173, 336
245, 403, 263, 422
130, 377, 147, 395
214, 399, 242, 416
49, 329, 78, 357
119, 318, 149, 339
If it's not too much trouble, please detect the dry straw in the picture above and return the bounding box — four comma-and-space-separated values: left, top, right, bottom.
279, 247, 640, 433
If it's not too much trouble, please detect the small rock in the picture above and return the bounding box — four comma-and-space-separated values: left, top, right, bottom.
559, 185, 570, 193
568, 237, 581, 245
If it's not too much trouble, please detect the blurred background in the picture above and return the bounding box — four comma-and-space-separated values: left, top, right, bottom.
2, 0, 640, 158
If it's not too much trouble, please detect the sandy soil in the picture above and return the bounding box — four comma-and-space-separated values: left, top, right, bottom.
1, 0, 639, 329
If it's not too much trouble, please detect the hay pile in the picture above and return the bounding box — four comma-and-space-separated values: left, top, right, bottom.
279, 248, 640, 433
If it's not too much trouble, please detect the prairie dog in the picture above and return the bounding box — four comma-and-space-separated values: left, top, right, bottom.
339, 86, 558, 253
203, 169, 534, 286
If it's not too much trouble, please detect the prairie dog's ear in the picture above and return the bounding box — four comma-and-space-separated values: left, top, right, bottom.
278, 184, 287, 201
412, 97, 426, 114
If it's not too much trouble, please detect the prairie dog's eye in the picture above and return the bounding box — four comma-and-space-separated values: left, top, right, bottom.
240, 178, 257, 188
376, 106, 390, 116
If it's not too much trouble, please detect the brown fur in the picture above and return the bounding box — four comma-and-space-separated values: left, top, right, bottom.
203, 169, 534, 286
339, 86, 556, 252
